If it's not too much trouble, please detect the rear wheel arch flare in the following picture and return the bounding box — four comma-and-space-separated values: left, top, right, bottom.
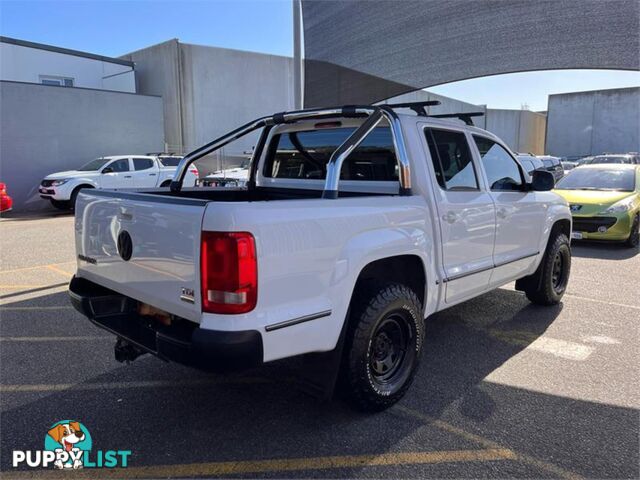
351, 255, 427, 310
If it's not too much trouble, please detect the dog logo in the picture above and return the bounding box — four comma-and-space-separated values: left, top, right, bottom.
45, 420, 91, 469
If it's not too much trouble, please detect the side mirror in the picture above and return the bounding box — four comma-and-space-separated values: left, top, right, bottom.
102, 167, 114, 174
530, 169, 555, 191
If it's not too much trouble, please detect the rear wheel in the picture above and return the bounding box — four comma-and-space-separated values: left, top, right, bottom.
625, 214, 639, 248
342, 283, 424, 412
523, 233, 571, 305
49, 199, 70, 210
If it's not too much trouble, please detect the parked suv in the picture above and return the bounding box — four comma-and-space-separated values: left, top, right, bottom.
69, 102, 570, 411
538, 155, 564, 182
516, 153, 545, 176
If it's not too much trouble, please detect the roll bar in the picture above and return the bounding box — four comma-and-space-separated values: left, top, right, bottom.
169, 105, 412, 198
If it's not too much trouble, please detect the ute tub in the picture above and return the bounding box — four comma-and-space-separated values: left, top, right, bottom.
68, 276, 263, 371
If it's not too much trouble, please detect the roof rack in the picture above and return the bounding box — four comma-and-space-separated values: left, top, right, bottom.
381, 100, 441, 116
430, 112, 485, 126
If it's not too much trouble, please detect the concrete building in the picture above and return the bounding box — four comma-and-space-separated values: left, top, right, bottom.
546, 87, 640, 158
121, 39, 295, 172
0, 36, 136, 92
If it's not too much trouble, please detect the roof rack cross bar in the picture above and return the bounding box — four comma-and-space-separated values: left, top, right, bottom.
430, 111, 485, 126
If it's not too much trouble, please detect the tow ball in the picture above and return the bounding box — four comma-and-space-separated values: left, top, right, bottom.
114, 337, 146, 364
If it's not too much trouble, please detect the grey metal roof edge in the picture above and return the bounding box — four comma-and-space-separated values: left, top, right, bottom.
0, 36, 135, 67
548, 86, 640, 98
0, 79, 161, 98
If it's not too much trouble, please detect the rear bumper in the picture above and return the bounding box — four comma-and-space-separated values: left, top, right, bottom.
68, 276, 263, 371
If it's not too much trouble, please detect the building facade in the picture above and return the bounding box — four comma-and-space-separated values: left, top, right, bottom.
0, 36, 136, 93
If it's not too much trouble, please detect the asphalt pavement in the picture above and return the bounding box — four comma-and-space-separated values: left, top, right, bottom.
1, 213, 638, 479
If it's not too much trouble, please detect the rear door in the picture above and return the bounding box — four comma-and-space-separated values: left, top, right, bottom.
74, 190, 208, 322
131, 157, 159, 188
423, 127, 496, 304
99, 158, 133, 189
471, 136, 546, 285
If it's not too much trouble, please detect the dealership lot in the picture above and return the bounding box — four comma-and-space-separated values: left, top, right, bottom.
1, 215, 638, 479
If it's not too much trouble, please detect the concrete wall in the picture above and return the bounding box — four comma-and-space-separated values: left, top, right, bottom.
0, 42, 136, 93
546, 87, 640, 158
0, 81, 164, 212
122, 40, 294, 173
485, 109, 547, 154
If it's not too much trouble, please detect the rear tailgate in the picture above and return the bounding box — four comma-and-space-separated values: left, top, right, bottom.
74, 190, 206, 322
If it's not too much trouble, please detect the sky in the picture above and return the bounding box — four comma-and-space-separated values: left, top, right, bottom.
1, 0, 638, 111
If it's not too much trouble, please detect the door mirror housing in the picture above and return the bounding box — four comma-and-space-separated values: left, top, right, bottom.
102, 167, 114, 174
530, 169, 555, 191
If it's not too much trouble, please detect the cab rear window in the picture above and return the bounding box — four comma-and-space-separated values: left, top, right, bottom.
263, 127, 398, 181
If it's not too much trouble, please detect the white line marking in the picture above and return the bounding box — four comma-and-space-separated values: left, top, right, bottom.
0, 336, 110, 342
564, 293, 640, 311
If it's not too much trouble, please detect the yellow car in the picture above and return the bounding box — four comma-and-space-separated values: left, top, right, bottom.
554, 164, 640, 248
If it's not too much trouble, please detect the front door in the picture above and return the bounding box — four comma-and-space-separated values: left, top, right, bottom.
471, 136, 546, 286
100, 158, 133, 189
423, 127, 497, 304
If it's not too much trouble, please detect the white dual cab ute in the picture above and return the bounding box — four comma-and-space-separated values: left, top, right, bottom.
39, 155, 198, 210
69, 101, 572, 411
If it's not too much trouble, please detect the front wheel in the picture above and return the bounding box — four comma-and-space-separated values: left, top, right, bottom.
49, 199, 70, 210
625, 214, 639, 248
523, 233, 571, 305
342, 283, 424, 412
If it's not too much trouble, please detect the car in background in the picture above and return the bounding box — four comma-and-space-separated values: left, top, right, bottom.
561, 161, 578, 173
516, 153, 545, 177
586, 153, 640, 165
40, 155, 199, 211
554, 164, 639, 248
538, 155, 564, 182
0, 182, 13, 213
202, 166, 249, 187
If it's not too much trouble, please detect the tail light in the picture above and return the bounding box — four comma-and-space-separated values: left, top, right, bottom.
201, 232, 257, 314
190, 166, 199, 177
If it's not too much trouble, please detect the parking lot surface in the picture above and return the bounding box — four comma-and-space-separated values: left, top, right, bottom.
1, 214, 638, 479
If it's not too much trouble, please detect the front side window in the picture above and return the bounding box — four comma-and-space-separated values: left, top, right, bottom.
425, 128, 478, 190
133, 158, 155, 171
473, 136, 523, 191
107, 159, 130, 172
78, 158, 109, 171
264, 127, 398, 181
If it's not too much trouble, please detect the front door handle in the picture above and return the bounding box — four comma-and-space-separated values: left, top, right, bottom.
149, 173, 157, 176
442, 211, 459, 224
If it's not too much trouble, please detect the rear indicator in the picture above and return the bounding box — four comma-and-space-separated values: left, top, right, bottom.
189, 166, 199, 177
201, 232, 257, 314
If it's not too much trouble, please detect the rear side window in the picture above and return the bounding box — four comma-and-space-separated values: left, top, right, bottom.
133, 158, 154, 171
158, 157, 182, 167
107, 159, 129, 172
473, 136, 523, 191
425, 128, 478, 190
264, 127, 398, 181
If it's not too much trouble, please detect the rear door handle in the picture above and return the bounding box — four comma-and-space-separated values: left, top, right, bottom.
442, 211, 459, 223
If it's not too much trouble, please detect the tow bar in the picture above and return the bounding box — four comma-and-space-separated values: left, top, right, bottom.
114, 337, 147, 364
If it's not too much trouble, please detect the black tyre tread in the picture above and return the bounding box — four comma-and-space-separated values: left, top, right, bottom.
344, 283, 424, 412
70, 186, 92, 212
524, 233, 571, 305
625, 214, 639, 248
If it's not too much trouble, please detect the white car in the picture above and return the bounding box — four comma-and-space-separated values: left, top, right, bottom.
69, 102, 571, 411
39, 155, 198, 210
203, 166, 249, 187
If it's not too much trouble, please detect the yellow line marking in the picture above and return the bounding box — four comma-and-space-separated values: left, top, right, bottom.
564, 293, 640, 311
394, 406, 582, 480
0, 306, 74, 311
2, 448, 515, 479
0, 262, 75, 275
0, 285, 63, 289
0, 377, 270, 393
0, 336, 110, 342
46, 264, 73, 278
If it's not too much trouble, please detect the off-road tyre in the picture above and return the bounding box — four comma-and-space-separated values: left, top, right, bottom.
342, 283, 424, 412
524, 233, 571, 305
